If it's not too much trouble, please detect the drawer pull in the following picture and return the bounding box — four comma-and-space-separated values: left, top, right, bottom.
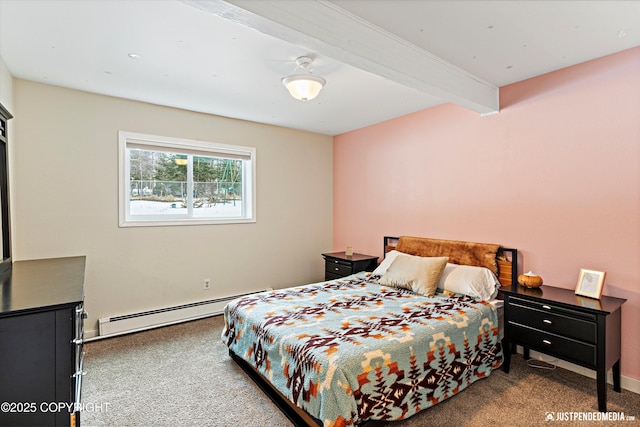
334, 260, 339, 264
542, 339, 552, 345
543, 319, 552, 325
542, 305, 551, 310
335, 267, 339, 271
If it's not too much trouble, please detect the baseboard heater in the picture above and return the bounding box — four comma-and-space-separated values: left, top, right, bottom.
97, 290, 269, 338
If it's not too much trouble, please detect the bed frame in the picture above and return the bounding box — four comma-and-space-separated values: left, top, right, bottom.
229, 236, 518, 427
229, 351, 327, 426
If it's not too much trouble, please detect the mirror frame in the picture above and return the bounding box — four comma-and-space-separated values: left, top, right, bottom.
0, 102, 12, 274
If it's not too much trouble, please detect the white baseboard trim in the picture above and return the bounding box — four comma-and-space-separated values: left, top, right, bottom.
520, 347, 640, 395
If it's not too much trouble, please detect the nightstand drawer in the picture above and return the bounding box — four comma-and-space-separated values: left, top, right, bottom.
509, 323, 596, 367
325, 262, 352, 277
325, 271, 343, 281
509, 302, 596, 343
509, 296, 597, 321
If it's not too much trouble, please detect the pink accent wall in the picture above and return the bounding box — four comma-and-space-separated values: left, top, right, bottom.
333, 47, 640, 381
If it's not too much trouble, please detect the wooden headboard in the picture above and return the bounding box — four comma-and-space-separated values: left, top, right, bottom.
383, 236, 518, 287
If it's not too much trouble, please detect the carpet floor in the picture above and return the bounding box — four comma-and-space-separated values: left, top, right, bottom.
82, 315, 639, 427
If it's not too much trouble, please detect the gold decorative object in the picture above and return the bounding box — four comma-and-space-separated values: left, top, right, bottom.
518, 271, 543, 288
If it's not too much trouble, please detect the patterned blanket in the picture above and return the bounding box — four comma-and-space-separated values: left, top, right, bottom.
222, 273, 503, 426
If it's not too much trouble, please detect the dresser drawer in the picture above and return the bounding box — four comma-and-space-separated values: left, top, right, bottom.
509, 302, 596, 344
509, 323, 596, 367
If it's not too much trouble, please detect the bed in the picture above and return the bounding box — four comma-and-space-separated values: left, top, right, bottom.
223, 236, 517, 426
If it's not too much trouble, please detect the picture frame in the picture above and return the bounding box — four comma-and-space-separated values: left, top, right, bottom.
575, 269, 606, 299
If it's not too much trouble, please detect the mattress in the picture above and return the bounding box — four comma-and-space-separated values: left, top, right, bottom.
223, 272, 504, 426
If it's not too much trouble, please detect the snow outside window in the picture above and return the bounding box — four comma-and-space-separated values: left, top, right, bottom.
118, 131, 255, 227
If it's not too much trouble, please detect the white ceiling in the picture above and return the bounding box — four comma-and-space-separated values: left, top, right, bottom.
1, 0, 639, 136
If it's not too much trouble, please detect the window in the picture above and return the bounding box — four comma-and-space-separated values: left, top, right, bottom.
119, 131, 255, 227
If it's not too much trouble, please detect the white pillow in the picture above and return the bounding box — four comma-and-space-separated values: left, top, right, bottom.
372, 250, 403, 276
438, 263, 500, 301
379, 255, 449, 297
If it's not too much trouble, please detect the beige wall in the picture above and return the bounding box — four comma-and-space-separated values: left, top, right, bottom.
12, 79, 333, 336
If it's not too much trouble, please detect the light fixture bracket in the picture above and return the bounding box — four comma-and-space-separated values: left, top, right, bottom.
295, 56, 313, 70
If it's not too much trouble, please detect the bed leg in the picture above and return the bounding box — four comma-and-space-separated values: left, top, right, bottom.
502, 338, 511, 373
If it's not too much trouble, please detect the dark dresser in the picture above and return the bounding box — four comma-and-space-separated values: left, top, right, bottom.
501, 284, 625, 412
322, 252, 378, 281
0, 256, 86, 426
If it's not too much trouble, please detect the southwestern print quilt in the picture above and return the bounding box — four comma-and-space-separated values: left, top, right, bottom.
222, 272, 503, 427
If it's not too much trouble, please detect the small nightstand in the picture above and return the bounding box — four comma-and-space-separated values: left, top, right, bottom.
501, 285, 626, 412
322, 252, 378, 281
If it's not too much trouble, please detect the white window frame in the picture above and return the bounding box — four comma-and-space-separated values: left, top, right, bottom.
118, 131, 256, 227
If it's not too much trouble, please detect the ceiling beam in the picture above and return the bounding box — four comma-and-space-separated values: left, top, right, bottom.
184, 0, 499, 114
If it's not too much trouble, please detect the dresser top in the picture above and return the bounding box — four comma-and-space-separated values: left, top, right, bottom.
500, 284, 626, 315
0, 256, 86, 315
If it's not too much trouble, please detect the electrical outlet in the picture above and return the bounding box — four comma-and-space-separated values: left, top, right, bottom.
203, 278, 211, 290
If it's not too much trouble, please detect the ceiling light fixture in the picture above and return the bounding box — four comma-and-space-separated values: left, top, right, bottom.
281, 56, 326, 101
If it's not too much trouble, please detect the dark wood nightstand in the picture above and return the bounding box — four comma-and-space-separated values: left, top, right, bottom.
501, 285, 626, 412
322, 252, 378, 281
